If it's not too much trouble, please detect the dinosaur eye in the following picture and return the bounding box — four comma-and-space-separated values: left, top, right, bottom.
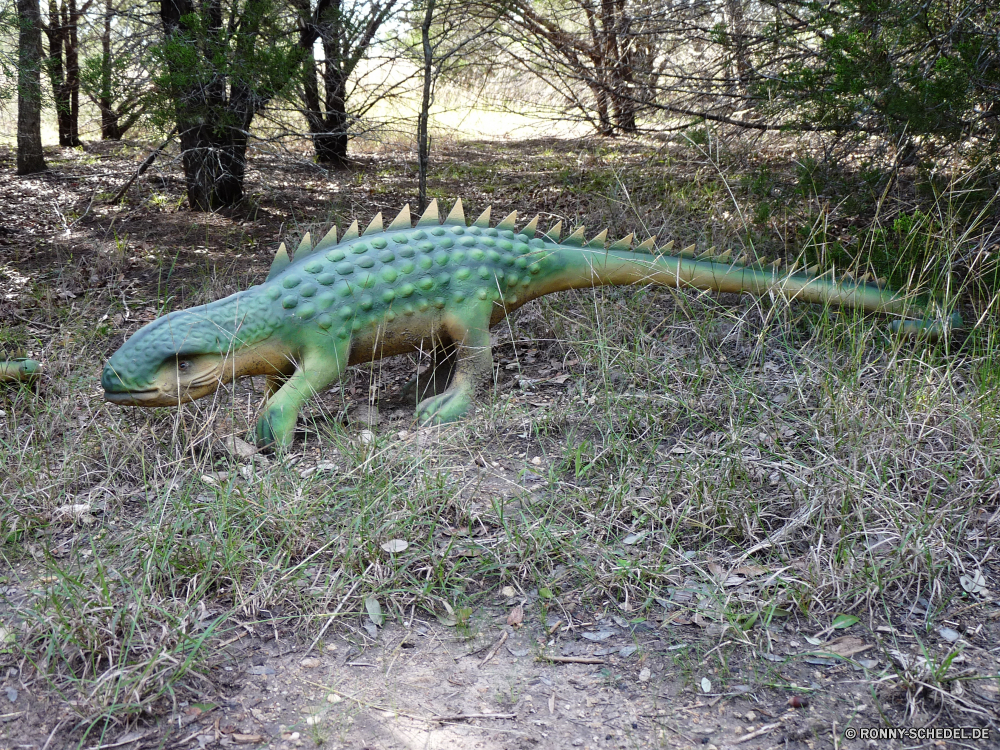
177, 360, 191, 371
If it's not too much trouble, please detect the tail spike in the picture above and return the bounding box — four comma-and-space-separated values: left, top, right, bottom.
859, 273, 872, 283
716, 250, 732, 263
586, 229, 608, 249
473, 206, 491, 228
418, 199, 439, 226
363, 213, 383, 236
444, 198, 465, 226
805, 264, 820, 276
563, 226, 587, 247
877, 277, 887, 287
769, 258, 783, 270
497, 211, 518, 231
543, 221, 563, 242
608, 233, 633, 251
737, 253, 750, 265
521, 216, 539, 236
266, 242, 290, 281
389, 205, 412, 231
662, 240, 675, 254
696, 246, 715, 259
315, 225, 338, 253
341, 220, 360, 244
679, 243, 697, 258
786, 260, 800, 275
636, 236, 657, 253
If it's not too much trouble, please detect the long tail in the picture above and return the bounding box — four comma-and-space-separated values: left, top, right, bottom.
0, 358, 42, 384
539, 242, 962, 338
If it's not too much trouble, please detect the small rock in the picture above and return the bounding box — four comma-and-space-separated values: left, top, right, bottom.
300, 657, 321, 669
501, 586, 516, 598
359, 429, 375, 446
638, 667, 651, 683
531, 456, 542, 465
327, 694, 343, 704
745, 711, 756, 721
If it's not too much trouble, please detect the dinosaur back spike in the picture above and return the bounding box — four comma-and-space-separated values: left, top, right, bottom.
696, 246, 714, 259
266, 242, 290, 281
521, 216, 539, 236
444, 198, 465, 226
679, 243, 696, 258
716, 250, 732, 263
563, 226, 586, 247
636, 237, 657, 254
805, 264, 820, 276
473, 206, 491, 227
297, 232, 312, 258
543, 221, 562, 242
662, 240, 675, 254
586, 229, 608, 249
418, 199, 440, 226
497, 211, 518, 231
363, 212, 383, 235
314, 225, 338, 253
341, 220, 360, 244
389, 205, 412, 231
608, 233, 633, 251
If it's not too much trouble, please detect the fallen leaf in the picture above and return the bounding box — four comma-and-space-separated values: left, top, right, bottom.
380, 539, 408, 553
701, 677, 712, 693
507, 604, 524, 627
820, 636, 870, 658
960, 570, 987, 595
233, 734, 265, 744
365, 596, 384, 627
831, 614, 859, 629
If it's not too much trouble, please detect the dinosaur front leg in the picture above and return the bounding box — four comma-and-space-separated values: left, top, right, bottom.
256, 343, 349, 448
415, 306, 493, 426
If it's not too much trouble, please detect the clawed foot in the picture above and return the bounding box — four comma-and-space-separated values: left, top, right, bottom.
415, 388, 472, 425
255, 406, 297, 448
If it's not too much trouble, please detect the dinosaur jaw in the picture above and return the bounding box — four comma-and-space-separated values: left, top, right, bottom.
103, 344, 297, 408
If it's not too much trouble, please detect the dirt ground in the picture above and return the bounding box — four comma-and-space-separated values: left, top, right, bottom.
2, 139, 999, 749
6, 573, 998, 750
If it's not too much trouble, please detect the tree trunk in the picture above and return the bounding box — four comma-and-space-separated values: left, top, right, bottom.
45, 0, 82, 146
161, 0, 252, 210
66, 0, 81, 145
17, 0, 47, 174
177, 125, 248, 209
99, 0, 122, 139
417, 0, 435, 211
313, 54, 350, 167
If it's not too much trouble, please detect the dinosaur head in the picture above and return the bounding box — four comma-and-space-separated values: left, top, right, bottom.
102, 292, 287, 406
102, 307, 236, 405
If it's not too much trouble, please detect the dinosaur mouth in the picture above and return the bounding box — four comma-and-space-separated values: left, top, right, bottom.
104, 387, 163, 405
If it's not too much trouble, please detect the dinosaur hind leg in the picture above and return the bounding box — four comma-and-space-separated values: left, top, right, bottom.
256, 342, 350, 448
415, 304, 493, 426
402, 337, 457, 404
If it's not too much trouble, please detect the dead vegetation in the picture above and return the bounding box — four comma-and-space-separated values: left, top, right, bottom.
1, 132, 999, 748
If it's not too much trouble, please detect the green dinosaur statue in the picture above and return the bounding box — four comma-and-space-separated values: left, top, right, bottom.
102, 199, 961, 447
0, 358, 42, 384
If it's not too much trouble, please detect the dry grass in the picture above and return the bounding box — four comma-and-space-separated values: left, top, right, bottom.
1, 130, 998, 743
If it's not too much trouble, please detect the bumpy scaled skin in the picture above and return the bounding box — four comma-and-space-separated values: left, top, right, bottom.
102, 199, 962, 447
0, 358, 42, 384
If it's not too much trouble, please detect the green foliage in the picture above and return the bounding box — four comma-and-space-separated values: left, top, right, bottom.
150, 0, 301, 131
759, 0, 1000, 160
